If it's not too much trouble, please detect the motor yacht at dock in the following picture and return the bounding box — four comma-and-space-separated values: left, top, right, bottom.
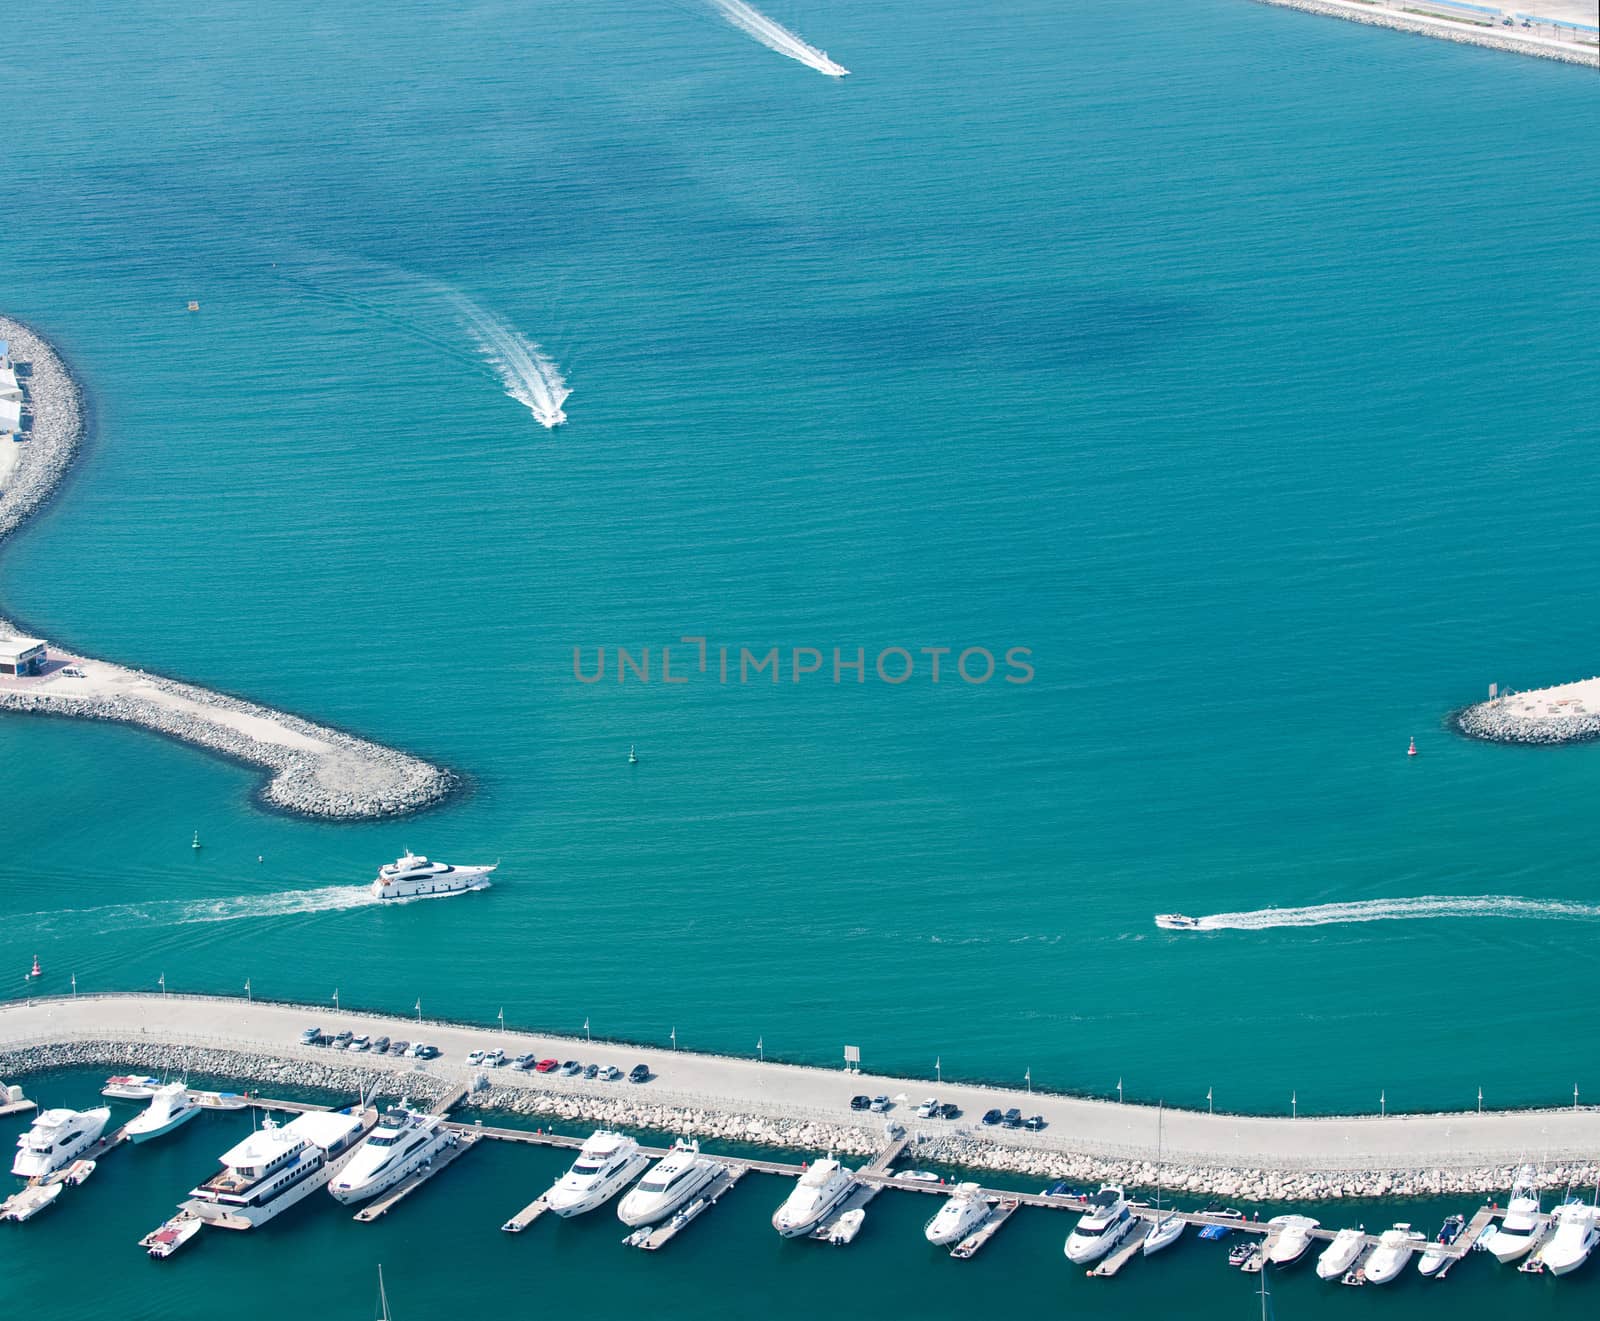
1361, 1223, 1426, 1284
772, 1157, 856, 1238
616, 1139, 720, 1227
1530, 1200, 1599, 1276
1267, 1214, 1321, 1266
328, 1108, 456, 1204
1316, 1227, 1365, 1280
125, 1083, 201, 1143
184, 1108, 374, 1228
1064, 1185, 1134, 1264
11, 1106, 110, 1179
371, 852, 495, 901
1482, 1166, 1544, 1262
544, 1131, 650, 1218
101, 1075, 161, 1100
924, 1182, 991, 1246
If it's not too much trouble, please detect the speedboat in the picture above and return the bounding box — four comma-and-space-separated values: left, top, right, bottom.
63, 1159, 97, 1186
1142, 1210, 1186, 1256
616, 1139, 719, 1227
184, 1109, 373, 1228
126, 1083, 201, 1143
1531, 1200, 1599, 1277
1482, 1165, 1544, 1262
1064, 1185, 1134, 1264
772, 1158, 855, 1238
143, 1215, 203, 1258
1154, 914, 1200, 930
1316, 1227, 1365, 1280
328, 1108, 456, 1204
102, 1075, 162, 1100
545, 1131, 650, 1218
371, 852, 495, 901
1363, 1223, 1426, 1284
0, 1183, 63, 1222
825, 1208, 865, 1244
1267, 1214, 1321, 1266
11, 1106, 111, 1178
1417, 1213, 1465, 1277
924, 1182, 991, 1246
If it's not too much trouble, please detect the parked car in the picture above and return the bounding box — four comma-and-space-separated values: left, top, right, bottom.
372, 1036, 390, 1054
869, 1095, 891, 1113
513, 1053, 536, 1070
1023, 1114, 1046, 1131
466, 1050, 487, 1067
484, 1049, 507, 1067
558, 1060, 582, 1077
534, 1058, 560, 1073
388, 1039, 410, 1056
849, 1094, 872, 1111
598, 1065, 622, 1081
414, 1044, 441, 1060
299, 1026, 323, 1045
347, 1035, 371, 1053
936, 1102, 961, 1120
582, 1063, 599, 1080
981, 1109, 1003, 1126
332, 1031, 354, 1048
1001, 1108, 1022, 1128
628, 1064, 651, 1084
913, 1097, 938, 1118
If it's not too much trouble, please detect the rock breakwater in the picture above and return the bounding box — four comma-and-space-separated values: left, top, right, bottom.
1251, 0, 1599, 66
1456, 678, 1600, 745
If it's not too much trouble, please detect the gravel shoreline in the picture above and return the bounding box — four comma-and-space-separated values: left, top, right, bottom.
1251, 0, 1599, 66
1456, 694, 1600, 745
7, 1038, 1597, 1202
0, 313, 456, 819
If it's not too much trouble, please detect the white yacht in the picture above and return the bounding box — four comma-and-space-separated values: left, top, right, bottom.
371, 852, 496, 901
1064, 1185, 1135, 1264
1533, 1200, 1599, 1277
924, 1182, 991, 1246
545, 1131, 650, 1218
1142, 1210, 1186, 1256
1267, 1214, 1321, 1266
126, 1083, 201, 1144
184, 1109, 373, 1228
1153, 914, 1200, 930
616, 1139, 720, 1227
771, 1157, 856, 1238
101, 1075, 162, 1100
328, 1108, 456, 1204
1316, 1227, 1365, 1280
11, 1106, 111, 1179
1482, 1166, 1544, 1262
1363, 1223, 1426, 1284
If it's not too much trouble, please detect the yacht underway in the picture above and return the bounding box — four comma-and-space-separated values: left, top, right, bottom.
1064, 1185, 1135, 1264
771, 1157, 856, 1238
11, 1106, 111, 1179
1362, 1223, 1426, 1284
924, 1182, 992, 1246
1267, 1214, 1321, 1266
371, 852, 495, 901
545, 1131, 651, 1218
126, 1083, 201, 1144
1482, 1166, 1544, 1263
1531, 1200, 1599, 1277
184, 1109, 373, 1228
1316, 1227, 1365, 1280
616, 1139, 720, 1227
328, 1108, 456, 1204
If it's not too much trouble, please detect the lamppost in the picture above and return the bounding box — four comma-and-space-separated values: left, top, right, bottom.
245, 978, 252, 1004
757, 1036, 763, 1062
935, 1056, 941, 1085
1478, 1086, 1483, 1114
333, 987, 339, 1012
1206, 1086, 1213, 1115
1291, 1090, 1297, 1120
497, 1007, 505, 1034
415, 998, 422, 1024
1379, 1089, 1386, 1118
1117, 1077, 1123, 1104
71, 973, 77, 998
670, 1026, 677, 1051
1025, 1068, 1032, 1095
159, 972, 167, 999
584, 1017, 592, 1044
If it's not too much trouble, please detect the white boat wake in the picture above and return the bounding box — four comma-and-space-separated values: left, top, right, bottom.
19, 886, 379, 937
1191, 896, 1600, 932
710, 0, 849, 77
449, 293, 570, 428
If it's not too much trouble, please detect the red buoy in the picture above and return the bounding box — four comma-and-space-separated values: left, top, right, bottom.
1407, 737, 1417, 757
28, 954, 41, 978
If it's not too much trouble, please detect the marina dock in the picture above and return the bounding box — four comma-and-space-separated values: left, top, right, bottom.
1090, 1217, 1152, 1276
950, 1198, 1020, 1259
625, 1167, 746, 1250
353, 1130, 478, 1223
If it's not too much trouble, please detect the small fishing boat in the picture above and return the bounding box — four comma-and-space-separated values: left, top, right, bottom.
1228, 1240, 1257, 1268
1154, 914, 1200, 931
1317, 1226, 1365, 1280
191, 1090, 249, 1110
1, 1182, 63, 1222
143, 1214, 202, 1259
826, 1208, 865, 1245
63, 1158, 97, 1186
1418, 1213, 1465, 1277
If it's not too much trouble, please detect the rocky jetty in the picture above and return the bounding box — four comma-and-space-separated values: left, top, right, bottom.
0, 313, 456, 820
1252, 0, 1599, 66
1456, 679, 1600, 745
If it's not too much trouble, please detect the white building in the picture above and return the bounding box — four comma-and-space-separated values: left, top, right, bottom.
0, 637, 48, 676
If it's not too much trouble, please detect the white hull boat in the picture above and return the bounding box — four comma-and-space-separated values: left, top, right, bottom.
11, 1106, 111, 1179
185, 1109, 373, 1229
924, 1182, 991, 1246
1316, 1228, 1365, 1280
1483, 1167, 1544, 1263
1065, 1185, 1135, 1264
1531, 1201, 1599, 1277
545, 1131, 650, 1218
1363, 1224, 1425, 1284
102, 1075, 162, 1100
142, 1214, 203, 1258
616, 1139, 719, 1227
329, 1109, 456, 1204
825, 1208, 865, 1245
772, 1158, 855, 1238
1142, 1212, 1186, 1256
1267, 1214, 1321, 1266
126, 1083, 201, 1144
1, 1182, 63, 1222
372, 852, 496, 901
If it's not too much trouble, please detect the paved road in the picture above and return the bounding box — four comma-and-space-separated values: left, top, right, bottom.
4, 994, 1597, 1172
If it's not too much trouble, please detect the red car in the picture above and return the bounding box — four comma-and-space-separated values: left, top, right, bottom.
534, 1058, 560, 1073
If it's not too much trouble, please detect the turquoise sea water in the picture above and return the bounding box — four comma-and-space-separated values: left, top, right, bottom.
2, 0, 1598, 1313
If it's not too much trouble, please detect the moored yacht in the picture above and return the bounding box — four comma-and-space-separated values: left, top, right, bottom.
772, 1157, 855, 1238
1064, 1185, 1134, 1264
1417, 1213, 1465, 1277
102, 1075, 162, 1100
126, 1083, 201, 1144
1267, 1214, 1321, 1266
545, 1131, 650, 1218
924, 1182, 991, 1246
1482, 1166, 1544, 1262
616, 1138, 719, 1227
328, 1108, 456, 1204
1316, 1227, 1365, 1280
1532, 1200, 1599, 1277
11, 1106, 111, 1179
184, 1109, 373, 1228
1363, 1223, 1425, 1284
371, 852, 496, 901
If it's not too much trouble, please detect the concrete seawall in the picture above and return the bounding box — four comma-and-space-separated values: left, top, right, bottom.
5, 993, 1599, 1201
1456, 676, 1600, 745
0, 314, 455, 819
1251, 0, 1600, 66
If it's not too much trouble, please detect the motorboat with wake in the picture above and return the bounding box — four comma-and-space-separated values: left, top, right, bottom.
1154, 914, 1201, 931
126, 1083, 201, 1143
1267, 1214, 1321, 1266
1360, 1223, 1425, 1284
371, 852, 496, 901
1316, 1227, 1365, 1280
924, 1182, 991, 1246
1417, 1213, 1465, 1277
1481, 1165, 1544, 1262
1064, 1185, 1135, 1264
545, 1131, 650, 1217
772, 1157, 855, 1238
328, 1107, 456, 1204
11, 1106, 110, 1179
616, 1138, 720, 1226
184, 1108, 374, 1228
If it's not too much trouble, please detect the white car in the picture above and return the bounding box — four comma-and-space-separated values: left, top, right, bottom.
484, 1050, 507, 1067
466, 1050, 487, 1066
914, 1098, 939, 1118
598, 1065, 622, 1081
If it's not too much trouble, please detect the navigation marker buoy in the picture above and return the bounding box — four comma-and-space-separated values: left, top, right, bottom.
192, 830, 202, 850
628, 744, 638, 765
28, 955, 41, 979
1407, 737, 1417, 757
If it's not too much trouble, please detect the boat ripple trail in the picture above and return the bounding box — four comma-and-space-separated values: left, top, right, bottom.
1196, 896, 1600, 931
450, 293, 570, 428
710, 0, 849, 77
19, 886, 378, 937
